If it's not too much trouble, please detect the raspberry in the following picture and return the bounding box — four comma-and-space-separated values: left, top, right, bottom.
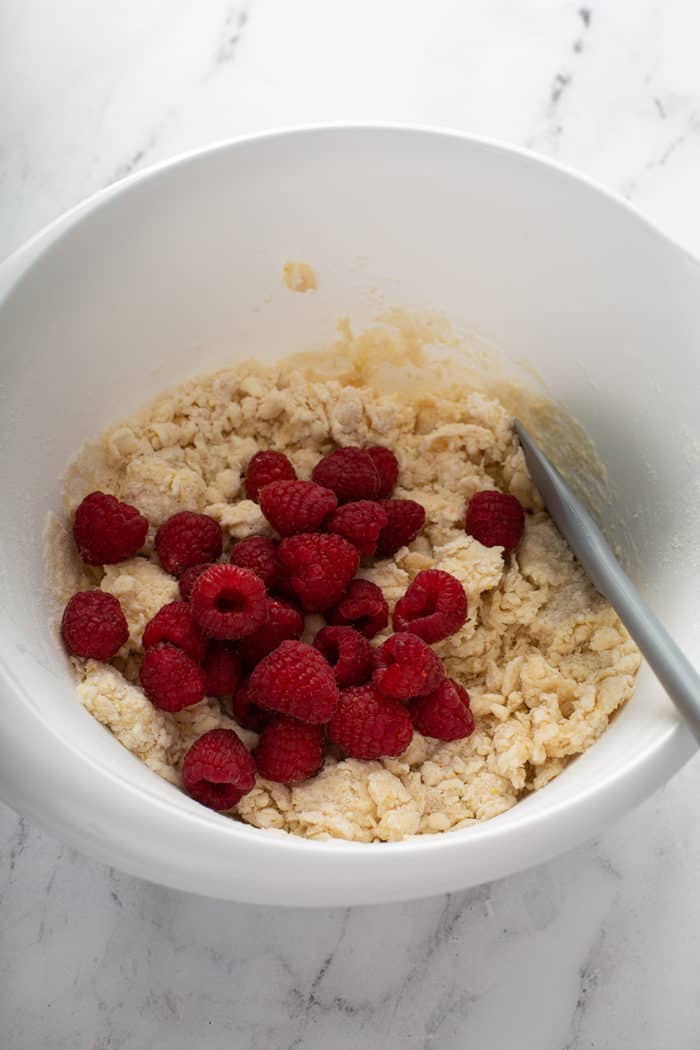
61, 590, 128, 660
254, 717, 325, 783
311, 447, 381, 502
202, 643, 242, 697
73, 491, 148, 565
393, 569, 468, 643
329, 685, 413, 760
182, 728, 256, 810
249, 640, 339, 723
367, 446, 399, 498
269, 568, 298, 603
327, 501, 388, 556
190, 564, 268, 640
230, 676, 269, 732
245, 450, 297, 502
465, 490, 525, 551
239, 598, 304, 667
410, 679, 475, 741
375, 499, 426, 557
313, 626, 373, 688
142, 601, 207, 662
259, 480, 337, 537
234, 541, 296, 602
155, 511, 222, 576
229, 536, 281, 588
326, 578, 389, 639
179, 563, 216, 602
372, 632, 444, 700
139, 642, 205, 711
278, 533, 360, 612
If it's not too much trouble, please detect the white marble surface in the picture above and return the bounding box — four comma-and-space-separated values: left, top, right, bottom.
2, 1, 700, 1046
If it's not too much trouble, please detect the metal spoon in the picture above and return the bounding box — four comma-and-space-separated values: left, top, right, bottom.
514, 419, 700, 743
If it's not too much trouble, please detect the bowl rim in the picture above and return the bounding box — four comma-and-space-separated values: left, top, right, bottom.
0, 123, 696, 897
4, 121, 699, 274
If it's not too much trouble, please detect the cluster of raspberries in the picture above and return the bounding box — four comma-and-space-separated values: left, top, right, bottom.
61, 444, 525, 812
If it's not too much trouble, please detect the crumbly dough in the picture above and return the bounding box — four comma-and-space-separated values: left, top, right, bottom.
47, 318, 640, 843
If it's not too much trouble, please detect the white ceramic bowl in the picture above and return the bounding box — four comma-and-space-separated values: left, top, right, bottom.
0, 126, 698, 906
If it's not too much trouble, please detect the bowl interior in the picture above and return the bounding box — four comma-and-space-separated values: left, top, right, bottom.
0, 128, 698, 903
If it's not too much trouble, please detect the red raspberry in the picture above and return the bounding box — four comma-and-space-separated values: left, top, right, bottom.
260, 480, 337, 537
313, 626, 373, 688
245, 450, 297, 502
61, 590, 129, 660
190, 565, 268, 640
239, 598, 304, 667
155, 511, 222, 576
327, 501, 389, 556
179, 563, 216, 602
73, 491, 148, 565
182, 728, 256, 810
329, 685, 413, 760
372, 632, 444, 700
139, 642, 205, 711
393, 569, 468, 643
311, 447, 381, 502
229, 536, 281, 588
367, 446, 399, 498
254, 717, 325, 783
249, 640, 339, 723
269, 568, 298, 603
278, 533, 360, 612
142, 601, 207, 662
326, 578, 389, 639
202, 643, 242, 697
230, 676, 269, 732
375, 499, 426, 557
410, 679, 475, 741
465, 491, 525, 551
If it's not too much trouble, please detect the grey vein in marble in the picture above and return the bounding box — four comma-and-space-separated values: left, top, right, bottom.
563, 925, 608, 1050
214, 3, 249, 67
527, 5, 594, 152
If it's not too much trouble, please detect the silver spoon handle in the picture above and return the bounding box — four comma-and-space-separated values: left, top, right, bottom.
515, 420, 700, 744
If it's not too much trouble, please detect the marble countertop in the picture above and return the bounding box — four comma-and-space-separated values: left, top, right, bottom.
3, 1, 700, 1046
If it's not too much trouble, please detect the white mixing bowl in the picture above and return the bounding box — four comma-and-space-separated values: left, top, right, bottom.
0, 126, 698, 906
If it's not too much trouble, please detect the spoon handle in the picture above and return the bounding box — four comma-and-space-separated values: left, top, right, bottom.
515, 420, 700, 744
